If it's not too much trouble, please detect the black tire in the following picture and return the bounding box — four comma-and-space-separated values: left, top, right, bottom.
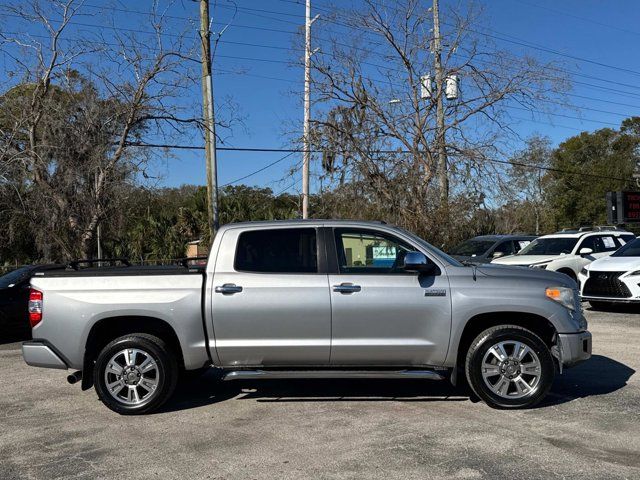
465, 325, 555, 409
94, 333, 178, 415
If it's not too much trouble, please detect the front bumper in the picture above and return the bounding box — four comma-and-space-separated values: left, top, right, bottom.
22, 341, 68, 370
558, 331, 592, 368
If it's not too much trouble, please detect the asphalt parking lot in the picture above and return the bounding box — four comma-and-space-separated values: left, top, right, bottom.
1, 307, 638, 480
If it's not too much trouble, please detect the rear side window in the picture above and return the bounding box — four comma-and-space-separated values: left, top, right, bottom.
234, 228, 318, 273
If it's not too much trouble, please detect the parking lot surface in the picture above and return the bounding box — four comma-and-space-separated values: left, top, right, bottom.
1, 307, 638, 480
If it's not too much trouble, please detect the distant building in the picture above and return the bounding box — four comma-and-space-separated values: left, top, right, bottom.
186, 240, 209, 259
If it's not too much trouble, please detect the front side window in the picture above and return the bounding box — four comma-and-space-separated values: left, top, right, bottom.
235, 228, 318, 273
578, 236, 599, 252
335, 229, 412, 274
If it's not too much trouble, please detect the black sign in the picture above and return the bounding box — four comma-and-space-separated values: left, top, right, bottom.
607, 191, 640, 224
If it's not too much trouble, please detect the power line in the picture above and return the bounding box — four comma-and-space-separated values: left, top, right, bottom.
220, 151, 296, 187
124, 143, 633, 183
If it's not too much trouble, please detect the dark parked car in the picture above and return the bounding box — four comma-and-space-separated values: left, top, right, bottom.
0, 265, 64, 341
449, 235, 537, 264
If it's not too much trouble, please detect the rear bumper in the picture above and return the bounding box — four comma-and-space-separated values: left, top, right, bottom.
558, 331, 592, 368
22, 341, 68, 370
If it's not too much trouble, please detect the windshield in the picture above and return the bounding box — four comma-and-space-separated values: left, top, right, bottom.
517, 237, 578, 255
611, 238, 640, 257
450, 239, 495, 257
0, 266, 31, 288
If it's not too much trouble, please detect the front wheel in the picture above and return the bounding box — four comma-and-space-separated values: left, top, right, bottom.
94, 334, 178, 414
465, 325, 555, 409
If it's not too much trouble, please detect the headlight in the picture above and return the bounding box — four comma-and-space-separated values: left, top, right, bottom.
628, 270, 640, 276
530, 263, 548, 269
546, 286, 577, 311
580, 267, 588, 276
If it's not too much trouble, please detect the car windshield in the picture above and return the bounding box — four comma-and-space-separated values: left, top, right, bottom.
517, 237, 578, 255
0, 266, 31, 288
449, 239, 495, 257
611, 238, 640, 257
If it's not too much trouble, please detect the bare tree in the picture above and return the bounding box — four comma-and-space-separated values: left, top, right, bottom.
0, 0, 238, 260
305, 0, 568, 243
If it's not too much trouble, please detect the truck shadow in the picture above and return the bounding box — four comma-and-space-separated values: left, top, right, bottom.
159, 354, 634, 413
539, 354, 635, 407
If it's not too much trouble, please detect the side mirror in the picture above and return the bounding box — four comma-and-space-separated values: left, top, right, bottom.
579, 247, 593, 256
403, 251, 438, 275
492, 251, 505, 259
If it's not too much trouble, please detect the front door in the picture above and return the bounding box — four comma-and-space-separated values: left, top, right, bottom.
211, 227, 331, 367
328, 228, 452, 367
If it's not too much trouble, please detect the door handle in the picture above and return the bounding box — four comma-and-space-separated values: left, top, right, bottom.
333, 283, 361, 294
215, 283, 243, 294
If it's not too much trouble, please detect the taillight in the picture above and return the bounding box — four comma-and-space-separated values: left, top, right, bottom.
28, 288, 43, 328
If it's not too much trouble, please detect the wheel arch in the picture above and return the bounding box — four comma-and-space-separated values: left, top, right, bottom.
82, 315, 184, 390
455, 311, 557, 373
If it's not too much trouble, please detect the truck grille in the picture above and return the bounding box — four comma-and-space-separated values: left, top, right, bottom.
583, 271, 631, 298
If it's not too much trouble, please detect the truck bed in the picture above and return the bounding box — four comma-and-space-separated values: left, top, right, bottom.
29, 268, 210, 371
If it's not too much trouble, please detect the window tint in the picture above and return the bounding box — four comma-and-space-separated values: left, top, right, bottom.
518, 238, 578, 255
450, 239, 494, 256
235, 228, 318, 273
514, 239, 532, 253
612, 237, 640, 257
578, 236, 598, 252
335, 229, 412, 274
493, 241, 515, 256
617, 235, 635, 248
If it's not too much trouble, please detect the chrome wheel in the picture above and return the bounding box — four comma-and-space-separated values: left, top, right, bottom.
481, 340, 542, 399
104, 348, 160, 406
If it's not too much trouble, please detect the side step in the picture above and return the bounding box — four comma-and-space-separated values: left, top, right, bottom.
222, 369, 446, 381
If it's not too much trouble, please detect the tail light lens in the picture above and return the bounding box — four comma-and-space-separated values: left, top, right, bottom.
28, 288, 43, 328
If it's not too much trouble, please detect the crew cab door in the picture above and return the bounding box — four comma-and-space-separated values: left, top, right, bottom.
327, 227, 452, 366
210, 227, 331, 366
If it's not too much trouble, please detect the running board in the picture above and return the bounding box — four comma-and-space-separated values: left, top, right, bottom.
222, 369, 446, 381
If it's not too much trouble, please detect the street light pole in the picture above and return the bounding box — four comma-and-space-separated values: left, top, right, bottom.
199, 0, 220, 237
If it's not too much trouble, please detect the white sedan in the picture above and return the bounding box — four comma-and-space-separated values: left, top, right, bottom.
578, 237, 640, 309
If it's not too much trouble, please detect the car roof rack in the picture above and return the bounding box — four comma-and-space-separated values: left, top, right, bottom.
67, 258, 131, 270
556, 226, 629, 234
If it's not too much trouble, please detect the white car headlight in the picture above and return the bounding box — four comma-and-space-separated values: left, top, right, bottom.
530, 263, 548, 269
627, 270, 640, 276
546, 286, 577, 311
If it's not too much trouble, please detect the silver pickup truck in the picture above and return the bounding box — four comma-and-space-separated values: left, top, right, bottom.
23, 220, 591, 414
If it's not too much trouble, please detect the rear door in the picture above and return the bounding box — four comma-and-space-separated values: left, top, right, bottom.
327, 227, 452, 366
210, 227, 331, 366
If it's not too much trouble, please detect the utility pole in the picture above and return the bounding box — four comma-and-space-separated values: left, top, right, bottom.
302, 0, 312, 218
432, 0, 448, 204
199, 0, 220, 237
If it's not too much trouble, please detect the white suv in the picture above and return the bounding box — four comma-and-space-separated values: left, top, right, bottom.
579, 236, 640, 308
491, 230, 635, 282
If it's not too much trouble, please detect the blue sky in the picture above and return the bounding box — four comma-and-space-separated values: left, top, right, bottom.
3, 0, 640, 192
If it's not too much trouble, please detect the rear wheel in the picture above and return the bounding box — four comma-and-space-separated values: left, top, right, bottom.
465, 325, 555, 409
94, 334, 178, 415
